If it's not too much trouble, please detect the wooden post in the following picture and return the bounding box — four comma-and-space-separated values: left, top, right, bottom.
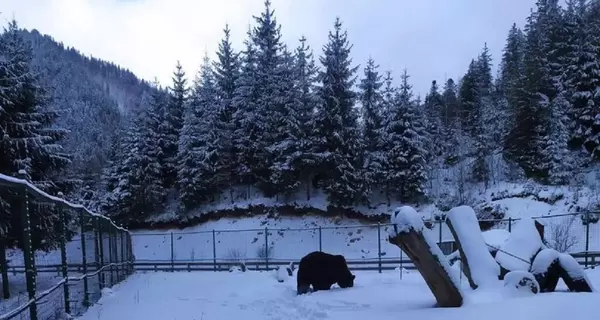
79, 209, 89, 307
388, 230, 463, 307
19, 170, 38, 320
0, 236, 9, 299
57, 201, 70, 315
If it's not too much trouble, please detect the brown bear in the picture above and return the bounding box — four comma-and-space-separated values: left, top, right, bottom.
296, 251, 355, 295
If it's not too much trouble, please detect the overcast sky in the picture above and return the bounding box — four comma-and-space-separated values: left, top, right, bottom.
1, 0, 537, 96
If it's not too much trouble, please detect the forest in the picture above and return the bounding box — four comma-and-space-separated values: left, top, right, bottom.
1, 0, 599, 238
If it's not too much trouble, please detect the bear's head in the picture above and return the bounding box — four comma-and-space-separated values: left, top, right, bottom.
338, 274, 355, 288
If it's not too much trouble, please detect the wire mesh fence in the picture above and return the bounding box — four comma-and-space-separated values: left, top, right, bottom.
0, 172, 133, 320
131, 211, 600, 273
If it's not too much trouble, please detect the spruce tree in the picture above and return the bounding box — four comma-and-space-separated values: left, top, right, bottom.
250, 0, 286, 194
359, 57, 385, 196
163, 61, 188, 190
384, 70, 428, 202
0, 19, 70, 249
292, 36, 319, 200
232, 28, 260, 189
313, 18, 364, 206
565, 0, 600, 158
213, 24, 240, 198
424, 80, 445, 160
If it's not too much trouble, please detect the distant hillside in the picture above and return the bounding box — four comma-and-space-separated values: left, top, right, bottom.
19, 28, 154, 188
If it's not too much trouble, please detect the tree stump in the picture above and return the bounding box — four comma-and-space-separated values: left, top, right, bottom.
389, 230, 463, 307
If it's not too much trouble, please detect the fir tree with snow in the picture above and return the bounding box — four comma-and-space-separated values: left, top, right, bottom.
383, 70, 428, 202
359, 57, 385, 197
162, 61, 188, 190
213, 24, 241, 199
312, 18, 365, 206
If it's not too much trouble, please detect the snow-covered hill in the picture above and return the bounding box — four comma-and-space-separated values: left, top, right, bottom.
135, 178, 600, 264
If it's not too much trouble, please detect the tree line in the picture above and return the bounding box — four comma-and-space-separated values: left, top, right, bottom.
98, 0, 600, 226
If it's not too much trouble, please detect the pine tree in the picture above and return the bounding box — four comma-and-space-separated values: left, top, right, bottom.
137, 85, 167, 208
545, 91, 573, 184
0, 20, 70, 185
424, 80, 445, 159
313, 18, 364, 206
292, 36, 319, 200
163, 61, 188, 190
250, 0, 286, 194
458, 60, 480, 137
498, 23, 526, 154
564, 0, 600, 158
232, 28, 260, 189
213, 24, 240, 198
441, 78, 460, 129
0, 20, 70, 249
384, 70, 428, 202
472, 44, 494, 185
359, 57, 384, 196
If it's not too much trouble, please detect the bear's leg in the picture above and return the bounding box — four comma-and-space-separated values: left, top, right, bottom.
297, 284, 311, 295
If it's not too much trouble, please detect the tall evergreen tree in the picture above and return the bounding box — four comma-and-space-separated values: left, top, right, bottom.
384, 70, 428, 202
564, 0, 600, 158
0, 20, 70, 249
213, 24, 240, 198
359, 58, 385, 195
250, 0, 286, 194
232, 28, 260, 189
313, 18, 364, 206
163, 61, 188, 190
505, 6, 554, 178
424, 80, 445, 160
270, 37, 318, 199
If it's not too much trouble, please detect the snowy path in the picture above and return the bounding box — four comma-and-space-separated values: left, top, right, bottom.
76, 269, 600, 320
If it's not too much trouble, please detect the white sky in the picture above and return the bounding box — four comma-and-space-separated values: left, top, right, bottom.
0, 0, 537, 96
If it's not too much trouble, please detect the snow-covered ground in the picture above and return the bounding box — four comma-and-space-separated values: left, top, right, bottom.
75, 268, 600, 320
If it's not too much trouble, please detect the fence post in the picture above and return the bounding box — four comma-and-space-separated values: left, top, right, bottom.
318, 227, 322, 252
0, 236, 9, 299
120, 231, 125, 280
508, 217, 512, 232
377, 223, 382, 273
57, 200, 71, 315
585, 211, 590, 268
19, 170, 38, 320
97, 218, 104, 290
438, 219, 442, 245
211, 230, 217, 271
79, 209, 90, 307
108, 227, 114, 286
265, 227, 269, 270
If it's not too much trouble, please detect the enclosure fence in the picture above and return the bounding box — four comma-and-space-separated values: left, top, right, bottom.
130, 211, 600, 273
0, 172, 134, 320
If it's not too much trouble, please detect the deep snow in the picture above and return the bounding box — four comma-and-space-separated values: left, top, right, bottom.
74, 268, 600, 320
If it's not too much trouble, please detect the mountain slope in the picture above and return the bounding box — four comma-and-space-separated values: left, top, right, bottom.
19, 28, 155, 189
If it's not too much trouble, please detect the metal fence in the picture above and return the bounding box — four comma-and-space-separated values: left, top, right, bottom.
0, 172, 134, 320
129, 211, 600, 272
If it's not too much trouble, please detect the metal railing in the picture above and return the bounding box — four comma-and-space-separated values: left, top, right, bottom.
128, 211, 600, 273
0, 172, 134, 320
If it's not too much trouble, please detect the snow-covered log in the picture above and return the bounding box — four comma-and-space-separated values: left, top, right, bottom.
446, 205, 500, 289
530, 249, 593, 293
388, 206, 463, 307
495, 218, 543, 277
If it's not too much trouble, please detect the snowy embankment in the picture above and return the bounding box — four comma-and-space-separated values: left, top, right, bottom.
75, 268, 600, 320
142, 179, 600, 258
